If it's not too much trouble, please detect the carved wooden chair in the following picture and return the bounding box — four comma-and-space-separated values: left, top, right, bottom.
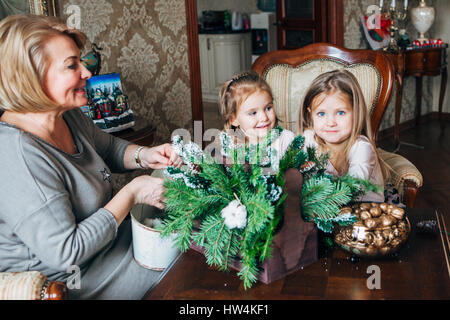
0, 271, 67, 300
252, 42, 422, 207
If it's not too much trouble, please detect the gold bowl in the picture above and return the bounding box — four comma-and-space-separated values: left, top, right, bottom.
334, 203, 410, 257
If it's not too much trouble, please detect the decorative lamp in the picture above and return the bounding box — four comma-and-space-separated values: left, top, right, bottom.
411, 0, 435, 43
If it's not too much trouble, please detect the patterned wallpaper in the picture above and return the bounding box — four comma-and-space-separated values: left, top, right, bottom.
57, 0, 192, 145
343, 0, 437, 130
56, 0, 192, 190
197, 0, 259, 17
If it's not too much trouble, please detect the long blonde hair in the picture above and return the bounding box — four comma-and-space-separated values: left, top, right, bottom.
0, 14, 87, 113
299, 69, 389, 180
219, 71, 277, 130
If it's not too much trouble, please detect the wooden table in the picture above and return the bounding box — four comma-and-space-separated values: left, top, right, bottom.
144, 208, 449, 300
386, 46, 448, 150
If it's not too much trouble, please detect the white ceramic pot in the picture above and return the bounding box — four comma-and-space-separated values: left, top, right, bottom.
411, 0, 435, 43
130, 204, 180, 271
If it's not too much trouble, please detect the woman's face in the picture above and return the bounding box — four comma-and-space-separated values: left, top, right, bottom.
43, 35, 91, 109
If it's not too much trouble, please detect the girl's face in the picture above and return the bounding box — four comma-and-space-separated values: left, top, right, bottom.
231, 90, 276, 143
310, 90, 353, 146
43, 35, 92, 109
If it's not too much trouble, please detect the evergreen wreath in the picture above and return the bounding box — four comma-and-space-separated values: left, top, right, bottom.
160, 128, 380, 289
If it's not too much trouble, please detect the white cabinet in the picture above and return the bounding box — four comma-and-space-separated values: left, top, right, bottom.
199, 33, 252, 102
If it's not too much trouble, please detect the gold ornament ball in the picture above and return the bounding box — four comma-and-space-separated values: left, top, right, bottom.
373, 235, 385, 247
339, 206, 352, 215
379, 246, 391, 255
380, 214, 396, 227
364, 218, 378, 229
390, 207, 405, 220
360, 203, 371, 211
379, 203, 388, 212
360, 210, 372, 220
369, 206, 382, 217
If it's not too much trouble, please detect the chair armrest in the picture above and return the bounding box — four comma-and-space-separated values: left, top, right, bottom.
377, 148, 423, 200
404, 179, 420, 208
0, 271, 67, 300
43, 281, 68, 300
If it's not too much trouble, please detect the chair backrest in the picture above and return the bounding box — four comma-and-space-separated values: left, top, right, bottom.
252, 42, 394, 139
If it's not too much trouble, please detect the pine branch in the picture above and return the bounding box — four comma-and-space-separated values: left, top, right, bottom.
162, 132, 381, 288
200, 162, 235, 200
161, 210, 195, 251
221, 230, 240, 271
230, 162, 252, 202
209, 220, 226, 266
236, 244, 260, 290
243, 193, 274, 234
337, 174, 383, 199
259, 209, 283, 261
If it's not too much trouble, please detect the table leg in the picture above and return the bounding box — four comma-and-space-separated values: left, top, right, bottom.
439, 67, 447, 133
415, 76, 423, 126
394, 75, 425, 153
394, 72, 403, 149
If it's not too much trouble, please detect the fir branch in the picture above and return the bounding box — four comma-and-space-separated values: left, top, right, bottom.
237, 254, 259, 290
332, 212, 358, 226
244, 193, 274, 234
301, 177, 352, 222
210, 220, 227, 266
278, 134, 306, 173
162, 131, 381, 289
161, 211, 195, 251
192, 215, 222, 247
313, 218, 334, 233
221, 230, 240, 271
337, 174, 383, 199
200, 163, 235, 200
258, 213, 282, 262
230, 162, 252, 203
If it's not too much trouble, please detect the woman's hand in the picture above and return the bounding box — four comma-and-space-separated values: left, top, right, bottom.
140, 144, 183, 169
130, 175, 167, 209
104, 175, 167, 226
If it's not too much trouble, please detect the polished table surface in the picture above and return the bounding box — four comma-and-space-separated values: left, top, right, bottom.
144, 208, 449, 300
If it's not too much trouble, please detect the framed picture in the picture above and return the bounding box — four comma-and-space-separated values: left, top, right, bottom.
0, 0, 56, 21
80, 73, 135, 133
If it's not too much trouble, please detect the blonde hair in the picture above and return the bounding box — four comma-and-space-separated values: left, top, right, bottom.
0, 14, 87, 112
219, 71, 276, 129
299, 69, 389, 180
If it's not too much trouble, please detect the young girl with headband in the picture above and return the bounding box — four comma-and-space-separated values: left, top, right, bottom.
218, 71, 295, 170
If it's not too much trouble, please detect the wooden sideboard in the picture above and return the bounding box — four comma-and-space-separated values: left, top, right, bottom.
385, 46, 448, 148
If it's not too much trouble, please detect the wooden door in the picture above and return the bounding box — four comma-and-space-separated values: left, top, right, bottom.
276, 0, 343, 49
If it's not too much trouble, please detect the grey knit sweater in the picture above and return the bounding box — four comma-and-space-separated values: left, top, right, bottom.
0, 108, 163, 299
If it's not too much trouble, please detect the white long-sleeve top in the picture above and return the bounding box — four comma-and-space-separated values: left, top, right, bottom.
303, 129, 384, 202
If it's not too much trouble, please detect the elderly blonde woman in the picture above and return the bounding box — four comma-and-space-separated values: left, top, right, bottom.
0, 14, 182, 299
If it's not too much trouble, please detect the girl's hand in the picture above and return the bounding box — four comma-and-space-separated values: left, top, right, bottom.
131, 175, 167, 209
140, 144, 183, 169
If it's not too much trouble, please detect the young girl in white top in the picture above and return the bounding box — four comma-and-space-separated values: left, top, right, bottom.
298, 69, 387, 202
218, 71, 295, 170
